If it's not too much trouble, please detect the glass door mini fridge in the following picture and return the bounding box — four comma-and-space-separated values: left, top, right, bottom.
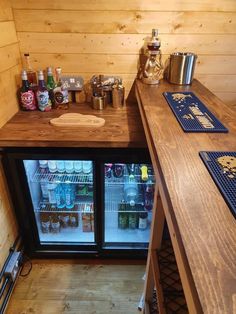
2, 148, 155, 258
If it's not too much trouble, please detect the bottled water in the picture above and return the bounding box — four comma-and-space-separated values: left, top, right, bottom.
74, 161, 82, 173
55, 184, 65, 209
82, 161, 93, 174
65, 160, 74, 174
64, 182, 75, 209
48, 160, 57, 173
56, 160, 65, 173
47, 182, 57, 204
124, 175, 138, 207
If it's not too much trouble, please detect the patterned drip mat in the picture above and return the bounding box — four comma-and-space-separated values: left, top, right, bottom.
150, 240, 188, 314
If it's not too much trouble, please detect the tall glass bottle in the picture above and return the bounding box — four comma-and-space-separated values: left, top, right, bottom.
46, 67, 56, 108
36, 70, 52, 112
23, 53, 37, 90
19, 70, 37, 111
53, 67, 69, 109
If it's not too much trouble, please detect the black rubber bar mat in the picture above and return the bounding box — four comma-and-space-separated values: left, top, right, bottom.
163, 92, 228, 133
200, 151, 236, 218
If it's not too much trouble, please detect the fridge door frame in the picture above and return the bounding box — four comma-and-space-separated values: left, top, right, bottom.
2, 147, 152, 258
2, 148, 101, 258
98, 150, 153, 258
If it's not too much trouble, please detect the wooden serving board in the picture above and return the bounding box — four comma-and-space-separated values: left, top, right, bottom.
50, 113, 105, 128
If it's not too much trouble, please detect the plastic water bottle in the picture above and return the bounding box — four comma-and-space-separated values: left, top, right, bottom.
124, 175, 138, 207
64, 182, 75, 209
55, 184, 65, 209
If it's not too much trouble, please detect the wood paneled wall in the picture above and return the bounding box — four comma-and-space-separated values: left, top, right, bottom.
0, 0, 19, 269
11, 0, 236, 107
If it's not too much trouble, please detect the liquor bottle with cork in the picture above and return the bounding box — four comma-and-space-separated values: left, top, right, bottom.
46, 67, 56, 107
36, 70, 52, 111
23, 53, 37, 91
53, 67, 69, 109
18, 70, 37, 111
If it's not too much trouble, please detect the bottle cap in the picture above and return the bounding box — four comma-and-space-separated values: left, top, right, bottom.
38, 70, 44, 80
47, 67, 53, 74
21, 70, 27, 80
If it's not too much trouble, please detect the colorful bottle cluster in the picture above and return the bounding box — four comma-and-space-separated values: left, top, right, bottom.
118, 202, 148, 230
19, 54, 69, 111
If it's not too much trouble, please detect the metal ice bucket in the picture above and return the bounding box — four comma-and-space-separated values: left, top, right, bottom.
168, 52, 197, 85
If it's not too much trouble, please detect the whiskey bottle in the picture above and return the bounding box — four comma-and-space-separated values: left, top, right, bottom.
23, 53, 37, 90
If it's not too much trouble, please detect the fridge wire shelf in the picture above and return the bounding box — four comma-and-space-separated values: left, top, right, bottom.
32, 168, 93, 184
37, 202, 94, 213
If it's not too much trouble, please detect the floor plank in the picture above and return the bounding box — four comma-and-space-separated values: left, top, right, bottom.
6, 260, 145, 314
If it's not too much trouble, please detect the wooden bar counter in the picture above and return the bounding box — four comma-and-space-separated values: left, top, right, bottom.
135, 79, 236, 314
0, 102, 146, 148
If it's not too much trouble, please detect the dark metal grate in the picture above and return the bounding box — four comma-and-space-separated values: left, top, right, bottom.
163, 92, 228, 133
153, 240, 188, 314
200, 151, 236, 218
150, 289, 159, 314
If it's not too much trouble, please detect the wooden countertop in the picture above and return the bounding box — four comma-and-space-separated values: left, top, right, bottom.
135, 79, 236, 313
0, 102, 147, 148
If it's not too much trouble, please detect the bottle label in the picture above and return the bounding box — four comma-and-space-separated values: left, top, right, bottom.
20, 90, 36, 110
54, 89, 69, 104
36, 90, 51, 111
139, 218, 147, 230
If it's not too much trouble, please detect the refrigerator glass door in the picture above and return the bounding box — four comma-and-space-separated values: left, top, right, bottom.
23, 159, 95, 244
104, 163, 155, 247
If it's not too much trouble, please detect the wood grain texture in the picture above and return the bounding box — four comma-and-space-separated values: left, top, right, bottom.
0, 161, 18, 269
0, 102, 147, 148
13, 10, 236, 34
0, 43, 21, 73
0, 21, 18, 47
136, 79, 236, 314
10, 0, 236, 12
17, 32, 236, 55
0, 1, 20, 270
12, 0, 236, 107
6, 262, 145, 314
0, 0, 13, 21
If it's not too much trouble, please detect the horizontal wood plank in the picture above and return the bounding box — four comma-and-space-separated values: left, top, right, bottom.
13, 10, 236, 34
10, 0, 236, 12
0, 65, 20, 128
17, 33, 236, 55
0, 43, 21, 73
196, 74, 236, 92
0, 0, 13, 21
18, 52, 236, 75
0, 21, 18, 48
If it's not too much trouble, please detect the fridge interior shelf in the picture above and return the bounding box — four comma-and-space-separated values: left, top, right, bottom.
38, 202, 94, 213
105, 175, 155, 185
32, 168, 93, 184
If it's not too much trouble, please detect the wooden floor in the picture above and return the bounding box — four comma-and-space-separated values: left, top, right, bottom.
6, 260, 145, 314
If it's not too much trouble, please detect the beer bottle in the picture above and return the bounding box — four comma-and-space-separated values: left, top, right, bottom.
19, 70, 37, 111
23, 53, 37, 90
118, 200, 128, 229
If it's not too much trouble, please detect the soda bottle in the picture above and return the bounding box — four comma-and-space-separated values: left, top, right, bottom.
19, 70, 37, 111
46, 67, 56, 107
36, 70, 52, 112
23, 53, 37, 90
53, 67, 69, 109
124, 174, 138, 207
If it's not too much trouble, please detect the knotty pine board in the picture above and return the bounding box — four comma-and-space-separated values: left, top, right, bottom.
0, 0, 13, 21
10, 0, 236, 12
13, 10, 236, 34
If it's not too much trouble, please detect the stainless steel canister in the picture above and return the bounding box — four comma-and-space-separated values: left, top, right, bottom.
168, 52, 197, 85
92, 94, 107, 110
